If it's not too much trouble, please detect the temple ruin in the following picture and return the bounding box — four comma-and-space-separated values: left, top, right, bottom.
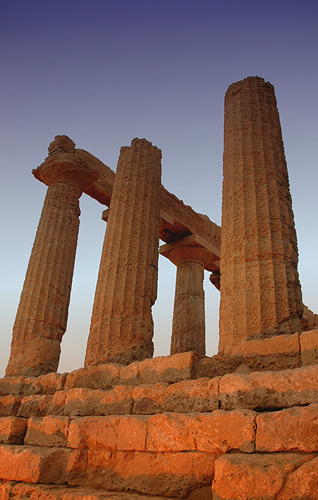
1, 77, 318, 499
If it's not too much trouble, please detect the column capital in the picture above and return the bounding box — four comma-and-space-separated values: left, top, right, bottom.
160, 233, 219, 270
32, 135, 99, 191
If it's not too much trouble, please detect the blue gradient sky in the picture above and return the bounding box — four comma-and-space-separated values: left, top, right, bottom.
1, 0, 317, 376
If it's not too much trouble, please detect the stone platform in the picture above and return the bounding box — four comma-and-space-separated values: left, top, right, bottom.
0, 337, 318, 499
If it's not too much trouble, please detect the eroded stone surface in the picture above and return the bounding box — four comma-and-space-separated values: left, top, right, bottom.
256, 403, 318, 452
85, 138, 162, 366
212, 453, 314, 500
219, 76, 303, 354
219, 364, 318, 410
6, 136, 99, 377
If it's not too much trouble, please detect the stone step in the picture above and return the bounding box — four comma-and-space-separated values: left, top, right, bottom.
212, 452, 318, 499
1, 404, 316, 455
2, 364, 317, 419
2, 332, 317, 402
0, 443, 214, 497
0, 481, 177, 499
0, 403, 318, 497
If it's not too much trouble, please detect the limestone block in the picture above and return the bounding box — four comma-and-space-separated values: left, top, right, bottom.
0, 444, 71, 483
0, 417, 27, 444
300, 329, 318, 366
30, 372, 67, 395
277, 456, 318, 499
194, 410, 256, 453
0, 396, 21, 417
227, 332, 301, 371
146, 410, 255, 454
17, 395, 52, 417
132, 383, 170, 414
212, 452, 313, 500
49, 387, 133, 417
67, 450, 215, 498
256, 403, 318, 452
219, 364, 318, 410
146, 414, 196, 452
0, 482, 174, 499
25, 416, 70, 448
64, 364, 121, 391
137, 352, 197, 384
0, 376, 32, 396
68, 416, 147, 451
0, 482, 173, 499
132, 377, 219, 414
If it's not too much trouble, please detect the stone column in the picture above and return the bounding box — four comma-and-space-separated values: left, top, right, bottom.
85, 138, 162, 366
219, 77, 303, 355
6, 136, 98, 377
160, 235, 218, 357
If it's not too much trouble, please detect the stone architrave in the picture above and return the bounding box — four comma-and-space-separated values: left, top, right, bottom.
219, 77, 303, 354
85, 138, 162, 366
160, 234, 218, 357
6, 136, 98, 377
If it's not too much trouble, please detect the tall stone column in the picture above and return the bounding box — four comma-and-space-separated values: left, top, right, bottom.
219, 77, 303, 354
6, 136, 98, 377
160, 235, 218, 357
85, 138, 162, 366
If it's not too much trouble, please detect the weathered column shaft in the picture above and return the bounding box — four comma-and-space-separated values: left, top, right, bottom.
171, 259, 205, 356
6, 135, 98, 376
85, 138, 162, 366
160, 238, 217, 357
6, 181, 81, 376
219, 77, 303, 354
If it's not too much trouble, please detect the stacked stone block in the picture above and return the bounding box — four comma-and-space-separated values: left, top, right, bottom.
1, 351, 318, 498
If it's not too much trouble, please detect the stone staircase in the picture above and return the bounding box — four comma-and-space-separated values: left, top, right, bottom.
1, 348, 318, 499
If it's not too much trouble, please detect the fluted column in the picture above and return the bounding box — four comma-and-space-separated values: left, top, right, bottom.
85, 138, 162, 366
219, 77, 303, 354
160, 236, 218, 357
6, 136, 98, 376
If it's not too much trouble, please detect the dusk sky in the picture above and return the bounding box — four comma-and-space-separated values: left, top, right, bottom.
1, 0, 317, 377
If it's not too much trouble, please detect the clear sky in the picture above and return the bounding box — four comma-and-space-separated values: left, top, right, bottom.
1, 0, 317, 377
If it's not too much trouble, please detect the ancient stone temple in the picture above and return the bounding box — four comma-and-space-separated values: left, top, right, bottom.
1, 77, 318, 499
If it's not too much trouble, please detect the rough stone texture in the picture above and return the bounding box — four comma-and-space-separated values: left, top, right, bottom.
301, 305, 318, 331
6, 136, 98, 377
171, 257, 206, 357
25, 416, 70, 448
85, 138, 162, 366
66, 450, 214, 498
0, 482, 174, 499
132, 377, 219, 414
212, 452, 315, 500
277, 456, 318, 499
219, 364, 318, 410
256, 403, 318, 452
50, 387, 134, 417
0, 444, 71, 484
17, 395, 53, 417
219, 76, 303, 355
0, 417, 27, 445
0, 372, 66, 397
300, 328, 318, 366
0, 396, 21, 417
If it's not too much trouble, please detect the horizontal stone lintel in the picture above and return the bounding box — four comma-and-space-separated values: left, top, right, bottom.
35, 147, 221, 262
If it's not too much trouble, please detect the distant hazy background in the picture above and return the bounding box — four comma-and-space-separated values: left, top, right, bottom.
1, 0, 317, 376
